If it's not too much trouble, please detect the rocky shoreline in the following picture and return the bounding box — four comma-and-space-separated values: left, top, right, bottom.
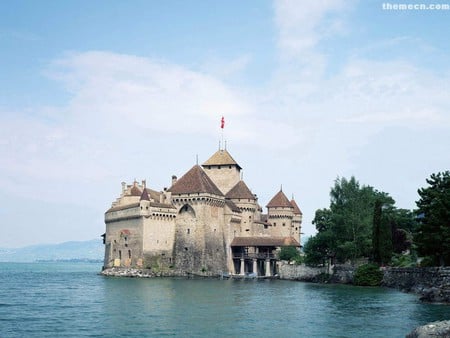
100, 267, 225, 278
406, 320, 450, 338
382, 267, 450, 304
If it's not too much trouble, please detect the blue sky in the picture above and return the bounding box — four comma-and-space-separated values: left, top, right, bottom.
1, 0, 449, 248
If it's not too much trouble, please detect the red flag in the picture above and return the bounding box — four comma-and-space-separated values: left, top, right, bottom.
221, 116, 225, 129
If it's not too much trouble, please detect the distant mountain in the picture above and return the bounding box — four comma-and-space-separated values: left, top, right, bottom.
0, 239, 104, 262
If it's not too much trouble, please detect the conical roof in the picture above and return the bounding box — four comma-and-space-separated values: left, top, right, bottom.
226, 180, 255, 200
168, 165, 223, 196
290, 199, 303, 215
266, 190, 293, 208
202, 149, 242, 170
140, 189, 150, 201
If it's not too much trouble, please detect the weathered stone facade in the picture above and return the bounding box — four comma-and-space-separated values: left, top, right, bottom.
278, 262, 329, 281
103, 148, 303, 276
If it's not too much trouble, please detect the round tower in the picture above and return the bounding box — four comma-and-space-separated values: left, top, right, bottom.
266, 189, 294, 237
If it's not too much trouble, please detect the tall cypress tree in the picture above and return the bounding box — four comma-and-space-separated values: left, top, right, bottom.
372, 200, 382, 264
372, 200, 393, 265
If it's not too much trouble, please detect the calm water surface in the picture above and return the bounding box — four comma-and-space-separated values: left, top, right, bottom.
0, 262, 449, 337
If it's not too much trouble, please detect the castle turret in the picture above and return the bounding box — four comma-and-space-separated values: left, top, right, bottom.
202, 149, 241, 195
266, 189, 294, 237
226, 180, 257, 236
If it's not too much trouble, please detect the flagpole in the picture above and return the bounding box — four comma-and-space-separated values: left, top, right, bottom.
220, 116, 225, 151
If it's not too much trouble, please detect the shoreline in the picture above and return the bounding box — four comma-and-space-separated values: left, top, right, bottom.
101, 266, 450, 304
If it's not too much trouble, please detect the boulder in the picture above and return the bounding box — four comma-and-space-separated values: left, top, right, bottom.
406, 320, 450, 338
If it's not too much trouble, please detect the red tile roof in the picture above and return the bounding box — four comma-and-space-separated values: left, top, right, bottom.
168, 165, 224, 196
225, 180, 255, 200
266, 190, 293, 208
230, 236, 301, 247
290, 199, 303, 215
202, 149, 242, 169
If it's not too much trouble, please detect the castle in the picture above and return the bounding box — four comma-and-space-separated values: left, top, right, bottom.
103, 147, 302, 276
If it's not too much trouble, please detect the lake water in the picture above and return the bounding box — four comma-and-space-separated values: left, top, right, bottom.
0, 262, 449, 337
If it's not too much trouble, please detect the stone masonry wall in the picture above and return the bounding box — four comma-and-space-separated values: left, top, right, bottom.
278, 262, 328, 281
382, 267, 450, 303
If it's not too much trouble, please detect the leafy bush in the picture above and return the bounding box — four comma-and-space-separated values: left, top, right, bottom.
353, 263, 383, 286
391, 253, 415, 267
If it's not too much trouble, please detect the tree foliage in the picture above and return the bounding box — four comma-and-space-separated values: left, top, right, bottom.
279, 246, 300, 261
414, 171, 450, 266
306, 177, 394, 265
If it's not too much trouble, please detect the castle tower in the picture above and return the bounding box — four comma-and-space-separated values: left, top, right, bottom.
266, 189, 294, 237
225, 180, 257, 236
168, 165, 227, 274
202, 149, 242, 195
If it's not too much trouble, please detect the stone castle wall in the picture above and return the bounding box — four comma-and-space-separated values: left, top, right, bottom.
172, 197, 228, 274
202, 166, 240, 194
104, 216, 143, 268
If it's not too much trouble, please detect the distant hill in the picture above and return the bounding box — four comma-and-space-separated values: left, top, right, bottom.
0, 239, 104, 262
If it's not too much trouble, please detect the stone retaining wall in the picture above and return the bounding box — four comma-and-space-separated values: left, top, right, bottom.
382, 267, 450, 303
280, 264, 450, 303
278, 262, 328, 281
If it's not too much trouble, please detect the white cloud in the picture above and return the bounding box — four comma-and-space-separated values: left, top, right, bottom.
1, 1, 449, 246
274, 0, 351, 58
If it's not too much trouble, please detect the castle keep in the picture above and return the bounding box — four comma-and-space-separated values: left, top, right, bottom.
103, 148, 302, 276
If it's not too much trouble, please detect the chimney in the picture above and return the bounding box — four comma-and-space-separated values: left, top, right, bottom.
172, 175, 177, 186
142, 179, 146, 189
121, 182, 126, 194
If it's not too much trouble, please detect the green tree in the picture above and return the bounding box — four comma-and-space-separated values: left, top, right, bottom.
303, 232, 332, 266
372, 200, 393, 265
414, 171, 450, 266
305, 176, 396, 265
279, 246, 300, 261
390, 209, 415, 254
328, 177, 393, 262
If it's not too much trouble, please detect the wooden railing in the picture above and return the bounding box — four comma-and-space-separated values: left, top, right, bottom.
232, 253, 275, 260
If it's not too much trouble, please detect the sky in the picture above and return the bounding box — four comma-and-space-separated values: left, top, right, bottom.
0, 0, 449, 248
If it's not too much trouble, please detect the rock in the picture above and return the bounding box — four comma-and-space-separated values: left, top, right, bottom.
406, 320, 450, 337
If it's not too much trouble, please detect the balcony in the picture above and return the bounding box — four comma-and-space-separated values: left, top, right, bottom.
232, 252, 276, 260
